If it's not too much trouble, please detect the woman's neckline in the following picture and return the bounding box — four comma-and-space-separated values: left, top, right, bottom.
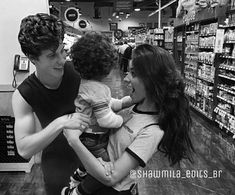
132, 104, 159, 115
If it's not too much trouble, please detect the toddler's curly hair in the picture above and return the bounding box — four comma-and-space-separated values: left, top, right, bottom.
71, 31, 118, 80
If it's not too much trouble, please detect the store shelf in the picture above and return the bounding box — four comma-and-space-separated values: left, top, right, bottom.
214, 107, 235, 119
215, 119, 235, 136
217, 85, 235, 95
217, 95, 235, 106
224, 40, 235, 44
199, 34, 216, 37
197, 76, 214, 83
174, 7, 235, 139
214, 107, 235, 136
219, 24, 235, 28
191, 104, 213, 119
198, 61, 213, 65
219, 64, 235, 71
218, 74, 235, 81
220, 55, 235, 59
0, 157, 34, 173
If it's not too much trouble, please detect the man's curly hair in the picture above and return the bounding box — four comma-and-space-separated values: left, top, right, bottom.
18, 13, 64, 60
70, 31, 118, 80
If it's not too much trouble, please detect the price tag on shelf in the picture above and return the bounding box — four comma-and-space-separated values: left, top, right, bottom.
214, 29, 225, 53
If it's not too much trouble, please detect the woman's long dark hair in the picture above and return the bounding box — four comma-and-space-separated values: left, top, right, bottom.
132, 44, 194, 166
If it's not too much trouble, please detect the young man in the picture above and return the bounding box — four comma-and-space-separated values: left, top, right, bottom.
12, 13, 90, 195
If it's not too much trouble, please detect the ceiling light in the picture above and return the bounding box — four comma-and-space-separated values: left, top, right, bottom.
116, 15, 119, 18
134, 8, 140, 11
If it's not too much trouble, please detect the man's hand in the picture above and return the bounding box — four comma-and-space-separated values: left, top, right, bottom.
61, 113, 90, 131
60, 113, 90, 145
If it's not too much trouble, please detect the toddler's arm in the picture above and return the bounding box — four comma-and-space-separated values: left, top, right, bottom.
110, 96, 133, 112
93, 102, 123, 128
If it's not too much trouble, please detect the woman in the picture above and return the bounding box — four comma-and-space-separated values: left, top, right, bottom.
63, 44, 194, 195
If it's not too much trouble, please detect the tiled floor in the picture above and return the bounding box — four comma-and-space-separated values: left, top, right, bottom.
0, 68, 235, 195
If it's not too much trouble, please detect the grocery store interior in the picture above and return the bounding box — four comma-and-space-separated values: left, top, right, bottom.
0, 0, 235, 194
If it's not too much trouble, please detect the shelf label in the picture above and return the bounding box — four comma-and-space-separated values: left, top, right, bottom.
214, 29, 224, 53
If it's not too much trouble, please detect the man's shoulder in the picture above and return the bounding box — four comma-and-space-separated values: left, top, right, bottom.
18, 73, 36, 89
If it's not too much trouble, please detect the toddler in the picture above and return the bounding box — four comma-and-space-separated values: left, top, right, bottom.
62, 32, 132, 195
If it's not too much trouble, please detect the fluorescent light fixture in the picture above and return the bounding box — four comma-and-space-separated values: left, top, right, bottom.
134, 8, 140, 11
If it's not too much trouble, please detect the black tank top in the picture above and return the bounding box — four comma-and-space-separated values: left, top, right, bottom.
17, 62, 80, 160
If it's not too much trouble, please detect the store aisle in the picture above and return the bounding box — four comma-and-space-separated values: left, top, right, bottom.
0, 68, 234, 195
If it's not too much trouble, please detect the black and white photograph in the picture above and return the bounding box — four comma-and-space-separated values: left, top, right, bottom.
0, 0, 234, 195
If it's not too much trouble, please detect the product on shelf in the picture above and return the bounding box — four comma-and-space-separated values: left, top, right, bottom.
199, 36, 216, 47
198, 52, 215, 64
224, 29, 235, 42
200, 23, 218, 36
